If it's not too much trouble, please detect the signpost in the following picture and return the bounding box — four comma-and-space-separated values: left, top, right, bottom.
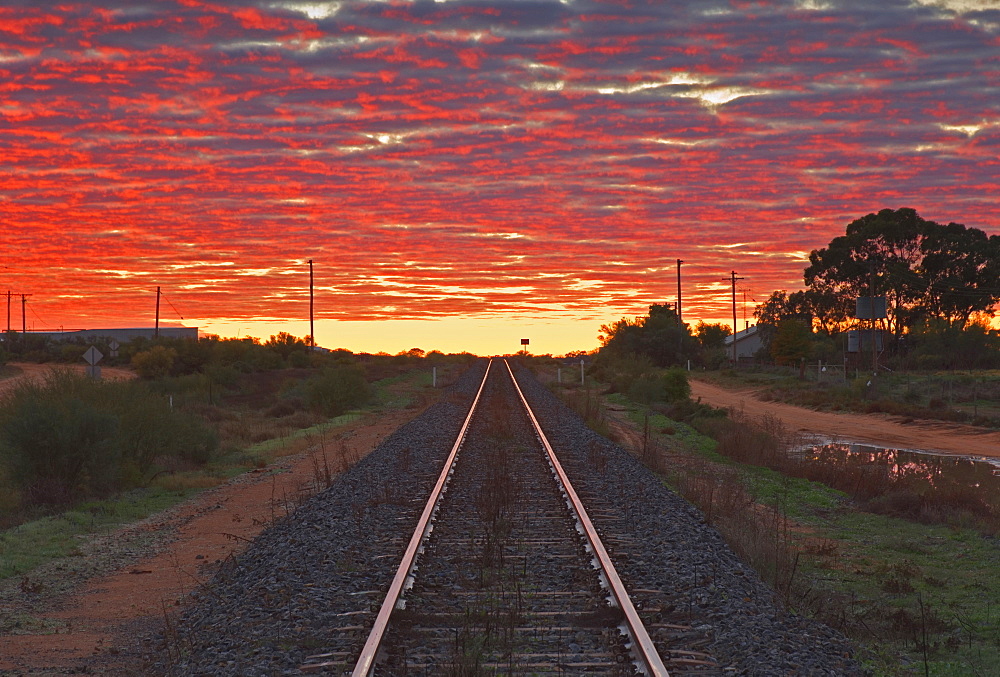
520, 338, 529, 355
83, 345, 103, 379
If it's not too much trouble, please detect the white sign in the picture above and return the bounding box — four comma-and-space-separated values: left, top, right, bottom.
83, 346, 103, 366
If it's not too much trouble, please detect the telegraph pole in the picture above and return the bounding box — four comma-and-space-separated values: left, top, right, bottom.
676, 259, 684, 324
155, 286, 161, 338
869, 263, 877, 373
309, 259, 315, 348
730, 271, 744, 366
21, 294, 31, 335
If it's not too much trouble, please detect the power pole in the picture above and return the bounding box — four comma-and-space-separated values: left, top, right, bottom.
6, 290, 10, 333
21, 294, 31, 335
155, 286, 161, 338
869, 263, 877, 373
309, 259, 315, 348
730, 271, 744, 366
676, 259, 684, 325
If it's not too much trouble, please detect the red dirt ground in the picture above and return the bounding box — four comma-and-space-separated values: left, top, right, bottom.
690, 379, 1000, 458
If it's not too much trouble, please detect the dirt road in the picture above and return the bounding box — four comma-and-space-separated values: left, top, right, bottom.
690, 379, 1000, 458
0, 362, 135, 398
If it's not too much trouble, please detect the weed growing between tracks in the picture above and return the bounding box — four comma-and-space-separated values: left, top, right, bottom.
547, 371, 1000, 677
447, 394, 529, 674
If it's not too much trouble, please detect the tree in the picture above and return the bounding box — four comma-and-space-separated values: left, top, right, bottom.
265, 332, 308, 360
598, 304, 696, 367
694, 321, 730, 350
769, 319, 813, 371
754, 288, 851, 337
803, 208, 1000, 337
804, 208, 926, 337
754, 291, 798, 327
915, 222, 1000, 327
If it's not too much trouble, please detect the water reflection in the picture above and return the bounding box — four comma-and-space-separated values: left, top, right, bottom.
793, 443, 1000, 514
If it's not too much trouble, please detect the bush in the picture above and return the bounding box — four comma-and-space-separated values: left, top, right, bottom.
0, 371, 217, 507
592, 353, 654, 394
132, 345, 177, 379
625, 368, 690, 404
2, 395, 118, 504
304, 363, 371, 417
662, 368, 690, 402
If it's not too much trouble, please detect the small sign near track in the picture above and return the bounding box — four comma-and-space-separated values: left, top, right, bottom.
83, 345, 103, 378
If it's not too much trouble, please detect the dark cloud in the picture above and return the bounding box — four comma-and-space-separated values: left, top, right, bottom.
1, 0, 998, 346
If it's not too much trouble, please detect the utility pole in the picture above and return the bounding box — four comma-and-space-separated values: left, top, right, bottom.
21, 294, 31, 335
309, 259, 315, 348
676, 259, 684, 325
730, 271, 744, 366
869, 263, 877, 374
6, 290, 10, 333
155, 286, 161, 338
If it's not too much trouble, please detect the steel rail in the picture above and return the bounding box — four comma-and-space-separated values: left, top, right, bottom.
302, 359, 494, 676
503, 359, 670, 677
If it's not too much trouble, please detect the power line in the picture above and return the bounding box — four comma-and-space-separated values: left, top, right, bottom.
160, 292, 185, 320
27, 301, 50, 328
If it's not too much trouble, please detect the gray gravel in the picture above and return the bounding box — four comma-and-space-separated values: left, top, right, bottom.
154, 360, 862, 676
511, 363, 862, 676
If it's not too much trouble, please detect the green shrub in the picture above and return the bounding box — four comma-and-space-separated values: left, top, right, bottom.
58, 343, 87, 363
626, 367, 690, 404
592, 353, 654, 394
661, 368, 691, 402
305, 363, 371, 417
131, 345, 177, 379
0, 371, 217, 508
2, 395, 118, 504
626, 375, 662, 404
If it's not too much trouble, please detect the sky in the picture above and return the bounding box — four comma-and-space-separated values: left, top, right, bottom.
2, 0, 999, 356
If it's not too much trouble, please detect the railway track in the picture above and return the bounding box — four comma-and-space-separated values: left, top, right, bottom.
165, 359, 862, 676
303, 359, 681, 675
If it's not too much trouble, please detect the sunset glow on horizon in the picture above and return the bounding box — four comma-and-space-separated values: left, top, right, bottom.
3, 1, 998, 356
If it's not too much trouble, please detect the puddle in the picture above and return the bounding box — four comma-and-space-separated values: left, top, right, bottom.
794, 442, 1000, 513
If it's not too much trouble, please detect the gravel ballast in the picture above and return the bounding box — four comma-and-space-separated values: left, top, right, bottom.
157, 360, 862, 676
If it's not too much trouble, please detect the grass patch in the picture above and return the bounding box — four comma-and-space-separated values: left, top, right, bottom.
0, 487, 191, 580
